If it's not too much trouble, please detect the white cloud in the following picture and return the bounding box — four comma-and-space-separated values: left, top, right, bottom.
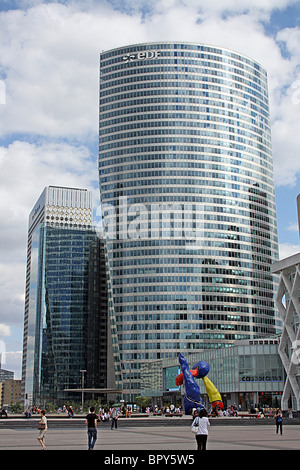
0, 260, 26, 326
279, 242, 300, 259
0, 324, 11, 337
0, 139, 98, 328
0, 3, 146, 139
3, 351, 23, 379
0, 140, 97, 242
0, 1, 298, 158
287, 222, 300, 232
269, 26, 300, 186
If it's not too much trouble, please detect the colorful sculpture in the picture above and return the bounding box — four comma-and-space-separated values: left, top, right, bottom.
177, 353, 224, 414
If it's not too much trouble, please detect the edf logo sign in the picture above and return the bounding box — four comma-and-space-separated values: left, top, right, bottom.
0, 80, 6, 104
123, 50, 161, 63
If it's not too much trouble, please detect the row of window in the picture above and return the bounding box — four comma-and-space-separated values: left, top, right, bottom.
100, 92, 269, 123
99, 136, 270, 157
100, 97, 269, 125
118, 315, 249, 328
100, 133, 270, 157
105, 201, 266, 226
99, 147, 271, 172
113, 283, 266, 302
100, 102, 268, 133
118, 333, 247, 351
111, 266, 267, 277
110, 261, 274, 273
100, 77, 267, 111
101, 57, 265, 75
101, 49, 266, 78
109, 247, 259, 260
100, 183, 275, 203
101, 69, 267, 103
103, 224, 278, 246
100, 109, 270, 141
113, 298, 251, 313
100, 87, 268, 115
119, 327, 252, 342
100, 122, 270, 142
120, 346, 233, 362
100, 43, 265, 73
99, 149, 273, 173
113, 287, 271, 305
101, 60, 266, 88
111, 287, 271, 299
100, 169, 273, 189
100, 128, 271, 154
101, 56, 267, 86
100, 172, 273, 190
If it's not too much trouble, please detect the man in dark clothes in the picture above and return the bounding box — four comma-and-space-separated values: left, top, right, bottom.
85, 406, 98, 450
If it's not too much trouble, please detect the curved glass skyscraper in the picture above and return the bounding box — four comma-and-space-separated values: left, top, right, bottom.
99, 42, 280, 399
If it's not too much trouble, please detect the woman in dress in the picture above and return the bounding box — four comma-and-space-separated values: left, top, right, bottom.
37, 410, 47, 450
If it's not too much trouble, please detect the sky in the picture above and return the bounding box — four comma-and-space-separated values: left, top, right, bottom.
0, 0, 300, 379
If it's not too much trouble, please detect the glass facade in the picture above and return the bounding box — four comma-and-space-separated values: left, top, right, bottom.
22, 186, 93, 404
141, 339, 284, 410
99, 42, 281, 399
24, 224, 107, 405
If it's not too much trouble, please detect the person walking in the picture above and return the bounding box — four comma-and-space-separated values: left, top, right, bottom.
85, 406, 98, 450
191, 408, 210, 451
68, 405, 74, 418
37, 410, 47, 450
110, 407, 119, 430
275, 409, 283, 435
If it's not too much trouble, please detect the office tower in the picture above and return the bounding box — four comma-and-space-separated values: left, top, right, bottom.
21, 186, 107, 406
99, 42, 280, 399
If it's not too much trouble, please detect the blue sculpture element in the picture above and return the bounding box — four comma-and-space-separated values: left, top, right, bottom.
192, 360, 210, 379
178, 353, 205, 414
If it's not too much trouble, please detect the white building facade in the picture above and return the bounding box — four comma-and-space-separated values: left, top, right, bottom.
272, 252, 300, 410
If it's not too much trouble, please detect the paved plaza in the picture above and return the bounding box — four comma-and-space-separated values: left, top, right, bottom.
0, 423, 299, 451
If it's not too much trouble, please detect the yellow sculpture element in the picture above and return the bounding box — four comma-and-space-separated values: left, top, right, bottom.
202, 376, 223, 409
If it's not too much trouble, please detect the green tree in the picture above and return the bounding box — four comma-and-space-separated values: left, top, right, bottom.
10, 402, 23, 413
135, 396, 151, 409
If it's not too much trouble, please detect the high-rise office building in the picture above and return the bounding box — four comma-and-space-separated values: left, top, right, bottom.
22, 186, 108, 406
99, 42, 281, 399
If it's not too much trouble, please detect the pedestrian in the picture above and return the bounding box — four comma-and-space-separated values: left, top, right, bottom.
191, 408, 210, 451
110, 407, 119, 429
85, 406, 98, 450
37, 410, 47, 450
68, 405, 74, 418
275, 409, 283, 435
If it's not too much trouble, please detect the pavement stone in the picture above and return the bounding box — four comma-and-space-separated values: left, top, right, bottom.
0, 422, 300, 452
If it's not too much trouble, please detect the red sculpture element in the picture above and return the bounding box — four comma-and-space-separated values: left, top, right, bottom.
175, 369, 198, 386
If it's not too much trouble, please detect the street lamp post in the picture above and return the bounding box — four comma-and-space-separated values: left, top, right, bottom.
80, 370, 87, 412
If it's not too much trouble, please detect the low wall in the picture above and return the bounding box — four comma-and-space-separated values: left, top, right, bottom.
1, 414, 299, 429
